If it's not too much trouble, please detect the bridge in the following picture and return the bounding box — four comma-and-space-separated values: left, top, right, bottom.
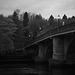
25, 19, 75, 64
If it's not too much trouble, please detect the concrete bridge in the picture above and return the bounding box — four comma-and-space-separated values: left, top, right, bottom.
25, 20, 75, 64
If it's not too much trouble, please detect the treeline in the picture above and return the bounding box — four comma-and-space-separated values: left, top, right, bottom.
0, 9, 49, 55
0, 9, 75, 55
38, 14, 75, 36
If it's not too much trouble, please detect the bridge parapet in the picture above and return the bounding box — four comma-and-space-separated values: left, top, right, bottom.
37, 19, 75, 37
25, 20, 75, 47
37, 20, 75, 37
50, 22, 75, 37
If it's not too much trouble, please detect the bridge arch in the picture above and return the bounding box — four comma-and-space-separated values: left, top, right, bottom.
66, 37, 75, 63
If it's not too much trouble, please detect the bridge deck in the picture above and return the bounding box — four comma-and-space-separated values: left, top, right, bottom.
25, 22, 75, 48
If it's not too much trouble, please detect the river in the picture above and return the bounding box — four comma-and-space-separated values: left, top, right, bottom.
0, 63, 75, 75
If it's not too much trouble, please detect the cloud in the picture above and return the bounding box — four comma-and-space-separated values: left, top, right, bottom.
0, 0, 75, 18
41, 0, 75, 18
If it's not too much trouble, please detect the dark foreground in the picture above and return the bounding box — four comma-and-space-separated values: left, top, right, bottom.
0, 61, 75, 75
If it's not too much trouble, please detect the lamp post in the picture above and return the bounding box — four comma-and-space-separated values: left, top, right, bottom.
58, 15, 60, 32
58, 15, 60, 25
62, 21, 65, 26
39, 27, 42, 30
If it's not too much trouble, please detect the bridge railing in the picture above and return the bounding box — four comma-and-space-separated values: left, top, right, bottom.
25, 19, 75, 47
50, 22, 75, 36
37, 19, 75, 37
37, 21, 58, 37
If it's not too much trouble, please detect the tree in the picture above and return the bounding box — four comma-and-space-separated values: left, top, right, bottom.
35, 14, 42, 20
62, 14, 67, 19
23, 12, 29, 27
49, 15, 54, 20
19, 13, 24, 21
15, 9, 20, 15
28, 14, 49, 39
0, 17, 17, 38
12, 9, 20, 25
10, 10, 26, 49
13, 20, 25, 49
0, 36, 14, 54
0, 14, 4, 19
72, 16, 75, 19
0, 15, 17, 53
48, 15, 54, 25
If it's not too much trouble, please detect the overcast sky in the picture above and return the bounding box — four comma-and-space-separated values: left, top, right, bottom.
0, 0, 75, 19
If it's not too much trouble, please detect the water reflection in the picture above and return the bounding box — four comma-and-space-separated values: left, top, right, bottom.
50, 68, 75, 75
0, 64, 75, 75
35, 64, 75, 75
35, 64, 49, 75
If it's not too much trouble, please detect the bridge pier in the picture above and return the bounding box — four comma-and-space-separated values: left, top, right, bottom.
38, 43, 46, 59
35, 42, 48, 63
53, 36, 65, 61
49, 36, 65, 65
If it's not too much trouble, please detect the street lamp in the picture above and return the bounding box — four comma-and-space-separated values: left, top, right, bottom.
62, 21, 65, 26
39, 27, 42, 30
29, 35, 31, 37
57, 15, 60, 32
58, 15, 60, 24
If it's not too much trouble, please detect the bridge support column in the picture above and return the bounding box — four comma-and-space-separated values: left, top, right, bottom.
52, 36, 65, 61
35, 42, 47, 62
38, 44, 46, 59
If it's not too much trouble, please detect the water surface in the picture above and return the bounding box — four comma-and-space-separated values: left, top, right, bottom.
0, 63, 75, 75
